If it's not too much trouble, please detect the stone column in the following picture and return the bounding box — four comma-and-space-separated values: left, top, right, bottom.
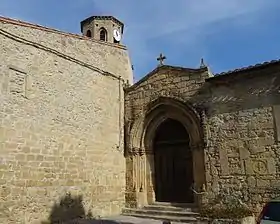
146, 149, 156, 204
125, 147, 137, 208
191, 142, 207, 208
197, 108, 210, 208
136, 148, 147, 208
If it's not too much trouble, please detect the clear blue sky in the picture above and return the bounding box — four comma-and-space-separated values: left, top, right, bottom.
1, 0, 280, 81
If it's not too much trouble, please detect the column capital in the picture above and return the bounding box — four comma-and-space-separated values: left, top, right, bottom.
190, 142, 205, 150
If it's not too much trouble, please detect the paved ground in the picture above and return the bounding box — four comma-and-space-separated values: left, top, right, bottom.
64, 215, 185, 224
103, 215, 180, 224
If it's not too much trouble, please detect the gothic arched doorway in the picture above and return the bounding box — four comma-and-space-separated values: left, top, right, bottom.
153, 118, 194, 203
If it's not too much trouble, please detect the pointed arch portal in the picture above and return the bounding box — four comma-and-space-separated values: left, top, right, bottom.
126, 97, 206, 207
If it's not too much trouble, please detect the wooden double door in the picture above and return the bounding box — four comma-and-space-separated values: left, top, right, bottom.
153, 118, 194, 203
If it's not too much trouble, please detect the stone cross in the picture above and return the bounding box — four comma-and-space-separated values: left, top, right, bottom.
157, 53, 166, 66
253, 160, 267, 174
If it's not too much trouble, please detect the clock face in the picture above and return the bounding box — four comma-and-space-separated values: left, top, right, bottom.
113, 29, 121, 41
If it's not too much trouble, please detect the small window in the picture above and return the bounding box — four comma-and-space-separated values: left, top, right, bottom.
86, 30, 92, 38
100, 28, 107, 41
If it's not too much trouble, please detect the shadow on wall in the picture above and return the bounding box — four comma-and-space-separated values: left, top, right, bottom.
42, 193, 131, 224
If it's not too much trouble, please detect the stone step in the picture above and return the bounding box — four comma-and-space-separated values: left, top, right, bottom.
152, 202, 197, 208
143, 204, 198, 212
123, 208, 199, 218
122, 212, 200, 223
122, 203, 203, 223
104, 215, 208, 224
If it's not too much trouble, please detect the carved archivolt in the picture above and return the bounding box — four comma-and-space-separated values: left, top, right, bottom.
128, 97, 204, 155
126, 97, 207, 201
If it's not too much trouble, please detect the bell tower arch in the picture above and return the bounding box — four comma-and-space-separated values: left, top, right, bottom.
80, 16, 124, 44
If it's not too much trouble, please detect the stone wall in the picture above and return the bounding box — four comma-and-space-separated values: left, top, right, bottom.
204, 66, 280, 213
124, 66, 210, 121
124, 62, 280, 214
124, 66, 211, 208
0, 19, 133, 223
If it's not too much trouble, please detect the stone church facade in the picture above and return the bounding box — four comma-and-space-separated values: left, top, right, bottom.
0, 14, 280, 224
124, 62, 280, 213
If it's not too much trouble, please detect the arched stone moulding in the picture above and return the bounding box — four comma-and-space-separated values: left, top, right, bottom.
126, 97, 207, 208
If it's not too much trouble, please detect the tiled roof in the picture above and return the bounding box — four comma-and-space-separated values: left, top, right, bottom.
0, 16, 126, 49
0, 16, 86, 39
214, 59, 280, 77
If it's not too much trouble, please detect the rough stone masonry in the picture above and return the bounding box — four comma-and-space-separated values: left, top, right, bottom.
124, 62, 280, 215
0, 16, 133, 224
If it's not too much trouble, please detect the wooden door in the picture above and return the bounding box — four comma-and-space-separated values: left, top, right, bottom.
153, 118, 194, 203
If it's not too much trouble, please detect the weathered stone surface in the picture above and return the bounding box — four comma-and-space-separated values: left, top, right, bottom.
124, 65, 211, 208
125, 60, 280, 215
206, 81, 280, 213
0, 18, 133, 224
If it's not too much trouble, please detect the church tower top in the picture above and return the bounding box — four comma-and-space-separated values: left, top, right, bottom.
80, 16, 124, 44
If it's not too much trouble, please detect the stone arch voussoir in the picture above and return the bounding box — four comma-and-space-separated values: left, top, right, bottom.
142, 97, 204, 152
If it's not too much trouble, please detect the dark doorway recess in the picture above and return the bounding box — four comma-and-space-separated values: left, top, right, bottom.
153, 118, 194, 203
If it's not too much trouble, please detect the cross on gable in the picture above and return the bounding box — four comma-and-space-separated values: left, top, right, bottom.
157, 53, 166, 66
200, 58, 206, 68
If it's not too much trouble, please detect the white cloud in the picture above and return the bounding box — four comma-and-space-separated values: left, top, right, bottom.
1, 0, 279, 78
92, 0, 272, 36
92, 0, 279, 77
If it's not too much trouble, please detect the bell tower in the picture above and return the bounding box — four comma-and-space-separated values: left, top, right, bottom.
80, 16, 124, 44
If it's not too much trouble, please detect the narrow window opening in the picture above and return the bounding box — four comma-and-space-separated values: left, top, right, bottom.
86, 30, 92, 38
100, 28, 107, 41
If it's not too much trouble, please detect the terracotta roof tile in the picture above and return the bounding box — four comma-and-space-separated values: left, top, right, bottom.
214, 59, 280, 77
